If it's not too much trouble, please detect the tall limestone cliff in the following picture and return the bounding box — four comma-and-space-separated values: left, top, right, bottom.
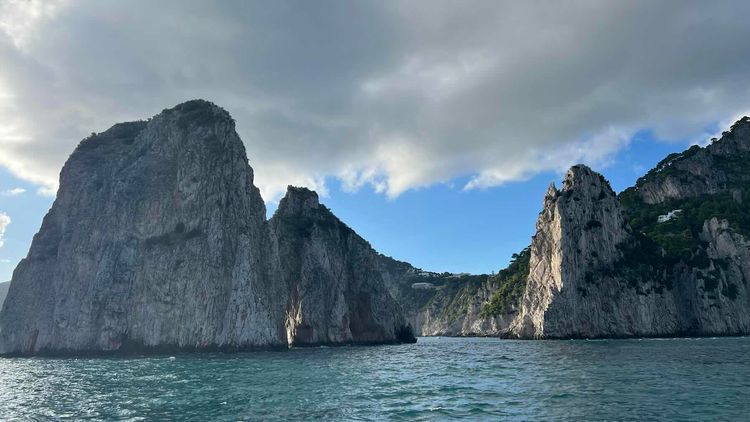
271, 187, 414, 345
0, 100, 413, 355
3, 100, 748, 346
0, 101, 286, 354
510, 165, 660, 338
510, 116, 750, 338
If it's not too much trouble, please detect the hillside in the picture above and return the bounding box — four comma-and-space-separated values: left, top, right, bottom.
407, 116, 750, 338
511, 117, 750, 338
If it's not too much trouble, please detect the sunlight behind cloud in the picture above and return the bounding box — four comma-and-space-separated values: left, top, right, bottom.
0, 1, 749, 202
0, 0, 68, 49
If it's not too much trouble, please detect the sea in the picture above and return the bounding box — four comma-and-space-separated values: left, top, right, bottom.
0, 336, 748, 420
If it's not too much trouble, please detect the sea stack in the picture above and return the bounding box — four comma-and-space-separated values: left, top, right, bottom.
0, 100, 414, 355
272, 187, 415, 345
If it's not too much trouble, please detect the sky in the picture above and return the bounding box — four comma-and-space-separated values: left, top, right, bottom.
1, 0, 750, 281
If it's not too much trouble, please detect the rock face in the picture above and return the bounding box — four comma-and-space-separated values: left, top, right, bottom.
3, 100, 748, 347
414, 278, 514, 336
510, 165, 658, 338
0, 282, 8, 311
379, 116, 750, 339
382, 117, 750, 340
635, 117, 750, 204
271, 187, 414, 345
0, 100, 413, 355
510, 145, 750, 338
375, 256, 511, 337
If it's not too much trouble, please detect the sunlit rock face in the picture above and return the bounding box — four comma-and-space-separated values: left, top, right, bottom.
510, 165, 645, 338
372, 120, 750, 340
356, 118, 750, 340
510, 161, 750, 339
0, 100, 413, 355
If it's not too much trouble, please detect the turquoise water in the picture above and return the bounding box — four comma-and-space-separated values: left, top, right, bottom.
1, 336, 749, 420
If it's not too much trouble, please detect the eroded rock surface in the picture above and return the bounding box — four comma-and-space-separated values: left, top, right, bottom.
0, 100, 414, 355
510, 161, 750, 338
389, 117, 750, 339
634, 117, 750, 204
271, 187, 415, 345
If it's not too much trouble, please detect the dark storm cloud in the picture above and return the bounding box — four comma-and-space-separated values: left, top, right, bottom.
1, 0, 749, 199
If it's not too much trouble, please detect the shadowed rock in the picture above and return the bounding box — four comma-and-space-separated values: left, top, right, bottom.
0, 100, 414, 355
272, 187, 415, 345
0, 282, 8, 311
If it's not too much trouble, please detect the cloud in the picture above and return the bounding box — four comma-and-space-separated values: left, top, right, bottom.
1, 1, 750, 201
1, 188, 26, 196
0, 212, 10, 248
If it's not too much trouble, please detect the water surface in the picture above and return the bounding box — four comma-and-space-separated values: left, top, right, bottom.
1, 336, 748, 420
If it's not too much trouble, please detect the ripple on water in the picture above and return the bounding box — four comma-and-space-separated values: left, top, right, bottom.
1, 336, 750, 420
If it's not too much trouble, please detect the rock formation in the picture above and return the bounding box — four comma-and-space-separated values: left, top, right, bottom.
413, 277, 514, 336
375, 255, 516, 337
386, 116, 750, 339
271, 187, 414, 345
509, 117, 750, 338
0, 282, 8, 311
510, 165, 665, 338
634, 116, 750, 204
2, 99, 748, 346
0, 100, 414, 355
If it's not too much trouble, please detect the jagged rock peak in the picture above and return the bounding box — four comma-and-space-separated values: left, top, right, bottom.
271, 187, 415, 346
510, 163, 632, 339
561, 164, 615, 198
544, 182, 558, 197
277, 186, 321, 215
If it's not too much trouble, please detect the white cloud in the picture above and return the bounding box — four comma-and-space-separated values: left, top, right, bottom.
1, 188, 26, 196
0, 212, 10, 248
0, 1, 749, 202
0, 0, 68, 49
35, 186, 56, 198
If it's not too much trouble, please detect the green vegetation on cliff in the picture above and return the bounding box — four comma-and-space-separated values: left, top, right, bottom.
393, 272, 487, 322
621, 186, 750, 266
481, 247, 530, 317
613, 127, 750, 299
